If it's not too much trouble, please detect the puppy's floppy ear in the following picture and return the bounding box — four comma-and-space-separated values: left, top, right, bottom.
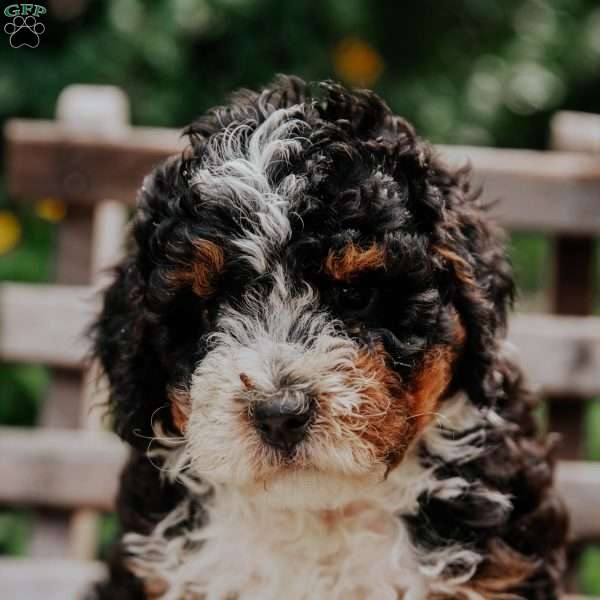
427, 158, 515, 400
94, 256, 166, 448
93, 157, 186, 448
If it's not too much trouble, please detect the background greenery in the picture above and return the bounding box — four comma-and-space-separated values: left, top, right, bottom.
0, 0, 599, 591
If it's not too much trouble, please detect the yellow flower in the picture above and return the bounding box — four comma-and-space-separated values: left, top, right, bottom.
333, 38, 384, 88
0, 210, 22, 255
35, 198, 67, 223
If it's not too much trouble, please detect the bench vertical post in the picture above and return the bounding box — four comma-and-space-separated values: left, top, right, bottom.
69, 199, 129, 559
547, 237, 595, 458
548, 114, 598, 459
29, 85, 130, 559
549, 113, 599, 593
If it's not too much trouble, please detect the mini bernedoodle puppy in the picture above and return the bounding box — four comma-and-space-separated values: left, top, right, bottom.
90, 76, 568, 600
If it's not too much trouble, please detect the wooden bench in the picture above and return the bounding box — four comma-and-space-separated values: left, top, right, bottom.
1, 85, 599, 598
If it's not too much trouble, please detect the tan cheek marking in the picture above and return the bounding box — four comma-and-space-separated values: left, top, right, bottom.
406, 314, 465, 435
169, 387, 191, 433
406, 345, 456, 434
324, 242, 386, 282
345, 316, 465, 467
344, 343, 409, 463
432, 244, 477, 289
167, 239, 225, 297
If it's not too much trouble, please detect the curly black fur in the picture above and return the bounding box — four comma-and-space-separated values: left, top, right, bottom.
88, 75, 567, 599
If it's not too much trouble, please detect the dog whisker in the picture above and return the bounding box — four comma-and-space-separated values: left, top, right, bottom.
406, 411, 449, 423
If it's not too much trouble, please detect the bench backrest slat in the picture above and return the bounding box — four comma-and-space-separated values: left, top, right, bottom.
3, 282, 600, 396
6, 120, 600, 234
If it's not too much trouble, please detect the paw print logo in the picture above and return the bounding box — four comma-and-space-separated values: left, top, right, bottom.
4, 15, 45, 48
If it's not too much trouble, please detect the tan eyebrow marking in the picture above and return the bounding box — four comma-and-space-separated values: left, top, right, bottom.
167, 239, 225, 297
324, 242, 386, 282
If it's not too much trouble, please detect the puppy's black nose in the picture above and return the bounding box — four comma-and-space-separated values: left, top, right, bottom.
253, 397, 313, 451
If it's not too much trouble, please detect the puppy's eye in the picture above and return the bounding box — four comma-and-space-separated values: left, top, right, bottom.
336, 287, 375, 312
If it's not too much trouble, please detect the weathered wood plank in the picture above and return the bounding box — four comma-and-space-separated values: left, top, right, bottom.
546, 116, 598, 470
70, 200, 130, 560
28, 509, 78, 558
3, 282, 600, 396
29, 86, 119, 559
551, 111, 600, 154
0, 428, 128, 511
4, 119, 183, 205
0, 203, 129, 369
35, 369, 83, 429
438, 145, 600, 235
556, 461, 600, 543
5, 118, 600, 234
0, 426, 599, 544
89, 200, 129, 293
0, 283, 95, 368
0, 559, 105, 600
509, 314, 600, 398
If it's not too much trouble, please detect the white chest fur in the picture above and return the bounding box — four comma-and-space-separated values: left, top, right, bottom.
124, 464, 432, 600
123, 395, 500, 600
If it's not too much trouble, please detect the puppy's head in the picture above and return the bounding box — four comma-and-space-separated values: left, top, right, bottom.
96, 76, 513, 508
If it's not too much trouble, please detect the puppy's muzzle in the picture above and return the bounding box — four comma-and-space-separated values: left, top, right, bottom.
251, 391, 314, 452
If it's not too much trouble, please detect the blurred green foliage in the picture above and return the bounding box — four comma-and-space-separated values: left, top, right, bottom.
585, 399, 600, 462
98, 513, 120, 560
582, 542, 600, 595
1, 0, 600, 145
0, 206, 55, 283
0, 0, 599, 589
0, 363, 47, 426
0, 510, 31, 555
509, 233, 552, 312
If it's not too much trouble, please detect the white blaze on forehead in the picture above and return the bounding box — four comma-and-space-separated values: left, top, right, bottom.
189, 107, 309, 273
